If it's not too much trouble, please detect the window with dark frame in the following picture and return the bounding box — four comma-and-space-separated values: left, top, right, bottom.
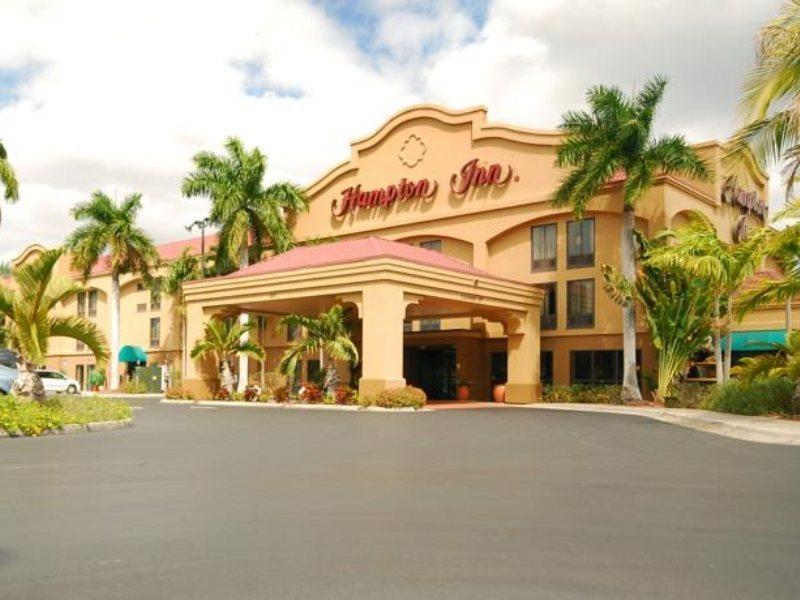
567, 218, 595, 267
287, 322, 300, 342
76, 291, 86, 316
150, 278, 162, 310
567, 279, 594, 328
420, 239, 442, 252
570, 350, 641, 385
531, 223, 557, 271
540, 351, 554, 385
149, 317, 160, 348
420, 318, 441, 331
87, 289, 97, 317
540, 282, 557, 330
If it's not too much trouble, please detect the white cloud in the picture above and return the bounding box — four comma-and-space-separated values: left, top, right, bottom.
0, 0, 785, 260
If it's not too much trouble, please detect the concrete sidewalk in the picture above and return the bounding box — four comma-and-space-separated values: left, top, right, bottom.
525, 403, 800, 445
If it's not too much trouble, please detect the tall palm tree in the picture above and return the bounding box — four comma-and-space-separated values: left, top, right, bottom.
162, 248, 201, 379
190, 317, 265, 395
0, 139, 20, 224
552, 75, 711, 402
66, 191, 158, 390
0, 248, 108, 400
648, 211, 766, 383
727, 1, 800, 196
278, 305, 359, 395
603, 235, 713, 400
182, 136, 308, 390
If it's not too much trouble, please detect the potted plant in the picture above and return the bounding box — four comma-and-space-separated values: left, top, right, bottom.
88, 369, 106, 392
492, 381, 506, 403
455, 380, 473, 401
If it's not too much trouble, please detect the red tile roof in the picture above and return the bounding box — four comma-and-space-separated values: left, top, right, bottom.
223, 236, 524, 284
81, 234, 219, 276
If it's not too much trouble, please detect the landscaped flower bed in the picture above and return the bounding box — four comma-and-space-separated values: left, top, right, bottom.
0, 395, 133, 436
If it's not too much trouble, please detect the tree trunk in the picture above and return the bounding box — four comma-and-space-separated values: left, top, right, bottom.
12, 356, 45, 401
621, 206, 642, 402
786, 297, 793, 333
723, 300, 733, 382
323, 352, 338, 395
219, 360, 235, 394
110, 273, 121, 390
714, 294, 723, 385
237, 243, 249, 393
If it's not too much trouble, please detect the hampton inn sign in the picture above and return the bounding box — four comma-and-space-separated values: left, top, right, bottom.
331, 158, 515, 217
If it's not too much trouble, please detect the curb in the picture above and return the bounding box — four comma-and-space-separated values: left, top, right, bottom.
524, 404, 800, 446
160, 399, 429, 412
0, 417, 134, 439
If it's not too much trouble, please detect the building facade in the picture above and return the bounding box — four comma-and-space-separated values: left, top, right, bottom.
10, 105, 773, 401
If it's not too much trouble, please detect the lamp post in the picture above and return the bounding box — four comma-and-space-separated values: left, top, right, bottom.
185, 217, 211, 278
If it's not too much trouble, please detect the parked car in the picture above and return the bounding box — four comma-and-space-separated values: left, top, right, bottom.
35, 370, 81, 395
0, 364, 15, 395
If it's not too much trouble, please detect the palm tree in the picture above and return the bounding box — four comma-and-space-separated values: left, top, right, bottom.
648, 211, 766, 383
278, 305, 359, 395
727, 1, 800, 196
731, 330, 800, 384
552, 75, 711, 401
66, 191, 158, 390
0, 139, 20, 223
162, 248, 202, 379
189, 317, 265, 395
182, 136, 308, 391
0, 248, 108, 400
603, 234, 713, 400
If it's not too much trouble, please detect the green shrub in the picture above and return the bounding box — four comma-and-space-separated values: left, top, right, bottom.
668, 381, 714, 409
702, 378, 798, 416
0, 396, 132, 436
359, 386, 426, 409
164, 386, 194, 400
120, 380, 147, 394
541, 385, 623, 404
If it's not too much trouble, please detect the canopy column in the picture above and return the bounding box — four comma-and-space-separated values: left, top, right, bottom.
359, 283, 407, 397
505, 309, 541, 403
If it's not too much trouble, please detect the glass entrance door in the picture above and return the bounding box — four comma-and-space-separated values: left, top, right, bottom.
404, 345, 457, 400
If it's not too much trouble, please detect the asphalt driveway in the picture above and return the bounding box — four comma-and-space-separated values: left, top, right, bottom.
1, 399, 799, 599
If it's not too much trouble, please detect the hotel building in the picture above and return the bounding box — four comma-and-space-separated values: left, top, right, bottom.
10, 105, 775, 401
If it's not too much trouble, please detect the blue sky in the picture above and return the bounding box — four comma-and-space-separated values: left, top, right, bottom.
0, 0, 782, 259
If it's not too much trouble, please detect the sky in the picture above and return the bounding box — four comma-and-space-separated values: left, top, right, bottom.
0, 0, 782, 261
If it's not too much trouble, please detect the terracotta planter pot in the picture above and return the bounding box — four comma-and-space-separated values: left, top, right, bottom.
492, 384, 506, 403
455, 384, 471, 401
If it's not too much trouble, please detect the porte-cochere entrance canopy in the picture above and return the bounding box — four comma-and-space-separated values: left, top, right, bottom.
182, 237, 543, 402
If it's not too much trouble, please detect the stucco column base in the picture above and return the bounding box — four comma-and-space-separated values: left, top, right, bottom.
359, 378, 406, 398
505, 382, 541, 404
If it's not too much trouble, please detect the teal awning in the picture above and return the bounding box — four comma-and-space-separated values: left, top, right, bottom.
721, 330, 786, 352
118, 345, 147, 363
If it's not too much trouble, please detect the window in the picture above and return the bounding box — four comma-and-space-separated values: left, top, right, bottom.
540, 282, 557, 330
420, 318, 440, 331
76, 365, 85, 388
136, 282, 145, 292
286, 322, 300, 342
567, 218, 595, 267
420, 239, 442, 252
257, 316, 267, 343
567, 279, 594, 328
136, 303, 147, 313
87, 289, 98, 317
403, 319, 412, 333
307, 359, 321, 383
150, 278, 162, 310
531, 223, 557, 271
76, 291, 86, 317
570, 350, 639, 385
541, 351, 553, 385
149, 317, 160, 348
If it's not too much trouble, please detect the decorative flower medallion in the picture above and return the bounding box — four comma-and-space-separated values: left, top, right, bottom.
398, 134, 426, 168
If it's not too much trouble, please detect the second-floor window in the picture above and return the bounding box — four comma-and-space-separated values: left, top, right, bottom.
567, 279, 594, 328
87, 290, 97, 317
287, 322, 300, 342
420, 318, 441, 331
567, 218, 595, 268
150, 279, 162, 311
420, 239, 442, 252
540, 282, 557, 330
532, 223, 557, 271
149, 317, 160, 348
76, 291, 86, 317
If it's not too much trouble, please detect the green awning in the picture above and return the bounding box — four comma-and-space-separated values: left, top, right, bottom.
721, 330, 786, 352
118, 345, 148, 363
